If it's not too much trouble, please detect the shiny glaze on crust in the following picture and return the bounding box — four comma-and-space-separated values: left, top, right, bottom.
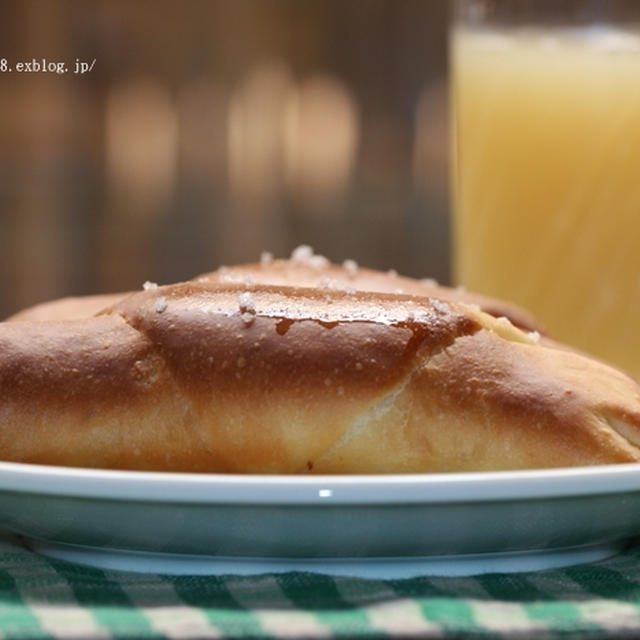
198, 258, 543, 333
105, 282, 482, 397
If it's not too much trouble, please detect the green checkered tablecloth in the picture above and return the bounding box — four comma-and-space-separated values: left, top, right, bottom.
2, 536, 640, 639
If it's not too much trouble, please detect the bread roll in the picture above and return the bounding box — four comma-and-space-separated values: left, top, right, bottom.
1, 270, 640, 472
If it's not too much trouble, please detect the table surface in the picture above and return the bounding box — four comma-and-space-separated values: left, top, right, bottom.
0, 536, 640, 639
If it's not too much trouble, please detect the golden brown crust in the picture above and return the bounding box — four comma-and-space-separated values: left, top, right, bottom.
6, 252, 542, 333
1, 272, 640, 473
197, 255, 543, 333
6, 294, 127, 322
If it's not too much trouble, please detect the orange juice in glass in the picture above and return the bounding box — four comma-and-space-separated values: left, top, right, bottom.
451, 1, 640, 378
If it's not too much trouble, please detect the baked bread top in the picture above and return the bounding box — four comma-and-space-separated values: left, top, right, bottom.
7, 246, 542, 332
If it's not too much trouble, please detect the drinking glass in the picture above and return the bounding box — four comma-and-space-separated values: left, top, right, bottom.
451, 0, 640, 377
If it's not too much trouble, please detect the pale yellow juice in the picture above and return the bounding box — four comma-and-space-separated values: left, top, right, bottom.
452, 26, 640, 378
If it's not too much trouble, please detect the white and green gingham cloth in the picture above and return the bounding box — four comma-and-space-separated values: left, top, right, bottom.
1, 535, 640, 639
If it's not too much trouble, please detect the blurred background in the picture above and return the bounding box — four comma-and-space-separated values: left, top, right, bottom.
0, 0, 450, 319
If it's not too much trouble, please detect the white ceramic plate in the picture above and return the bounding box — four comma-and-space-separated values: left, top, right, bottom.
2, 461, 640, 576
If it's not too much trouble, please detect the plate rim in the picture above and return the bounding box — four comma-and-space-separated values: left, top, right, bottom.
0, 460, 639, 505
